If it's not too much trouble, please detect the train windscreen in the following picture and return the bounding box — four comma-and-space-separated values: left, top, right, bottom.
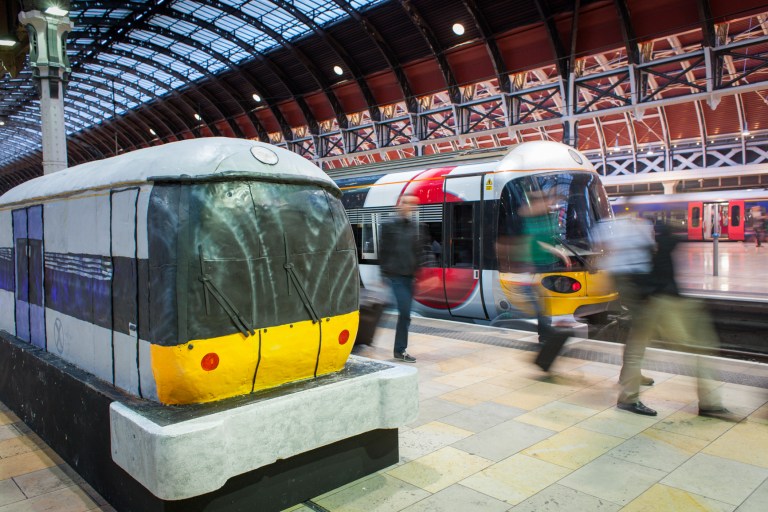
497, 172, 611, 272
535, 172, 612, 249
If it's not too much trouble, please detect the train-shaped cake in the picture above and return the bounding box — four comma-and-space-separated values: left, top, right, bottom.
0, 138, 359, 405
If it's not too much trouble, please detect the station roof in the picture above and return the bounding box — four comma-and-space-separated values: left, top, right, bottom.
1, 0, 768, 192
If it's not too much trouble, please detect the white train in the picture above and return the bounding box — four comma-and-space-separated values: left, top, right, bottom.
336, 141, 619, 323
0, 138, 359, 405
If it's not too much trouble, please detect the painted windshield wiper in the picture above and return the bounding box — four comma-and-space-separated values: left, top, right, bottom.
197, 246, 255, 338
283, 234, 321, 324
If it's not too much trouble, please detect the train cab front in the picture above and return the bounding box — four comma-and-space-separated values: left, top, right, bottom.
145, 179, 359, 405
495, 168, 618, 322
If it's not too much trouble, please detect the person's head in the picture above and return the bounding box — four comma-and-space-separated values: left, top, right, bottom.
397, 194, 419, 218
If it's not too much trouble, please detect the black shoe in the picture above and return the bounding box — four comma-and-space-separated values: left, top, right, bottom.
698, 407, 738, 422
617, 401, 658, 416
641, 375, 655, 386
394, 352, 416, 363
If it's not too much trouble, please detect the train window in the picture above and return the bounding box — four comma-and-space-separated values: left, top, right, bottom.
535, 172, 609, 248
425, 222, 442, 267
15, 237, 28, 302
692, 207, 701, 227
27, 240, 43, 307
449, 203, 474, 268
361, 213, 378, 260
731, 205, 741, 227
496, 179, 529, 272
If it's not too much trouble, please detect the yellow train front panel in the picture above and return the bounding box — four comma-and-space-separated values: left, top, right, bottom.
500, 270, 617, 318
150, 311, 359, 405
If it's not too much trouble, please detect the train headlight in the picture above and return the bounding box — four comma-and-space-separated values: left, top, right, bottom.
541, 275, 582, 294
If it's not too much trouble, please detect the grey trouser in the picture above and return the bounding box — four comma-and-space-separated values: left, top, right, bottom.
618, 294, 722, 408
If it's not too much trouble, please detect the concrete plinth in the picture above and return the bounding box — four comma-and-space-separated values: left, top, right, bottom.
111, 356, 418, 501
0, 331, 418, 511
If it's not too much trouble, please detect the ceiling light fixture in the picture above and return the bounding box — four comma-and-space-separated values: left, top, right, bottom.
149, 128, 156, 136
333, 65, 343, 76
45, 6, 69, 16
452, 23, 465, 36
0, 40, 16, 47
194, 113, 201, 121
252, 93, 261, 102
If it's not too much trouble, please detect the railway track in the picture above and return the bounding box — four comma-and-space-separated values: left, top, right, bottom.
587, 294, 768, 364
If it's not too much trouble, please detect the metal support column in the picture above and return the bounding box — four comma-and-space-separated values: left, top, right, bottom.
19, 7, 73, 174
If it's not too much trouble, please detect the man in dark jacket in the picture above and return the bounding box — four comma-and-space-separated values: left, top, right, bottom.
379, 195, 423, 362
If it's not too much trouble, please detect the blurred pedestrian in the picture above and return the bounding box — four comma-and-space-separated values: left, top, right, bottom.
627, 221, 733, 419
750, 205, 765, 247
592, 204, 658, 415
379, 194, 424, 363
517, 190, 573, 373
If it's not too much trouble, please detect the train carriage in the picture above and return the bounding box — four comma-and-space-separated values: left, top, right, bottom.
336, 141, 619, 325
611, 189, 768, 242
0, 138, 359, 405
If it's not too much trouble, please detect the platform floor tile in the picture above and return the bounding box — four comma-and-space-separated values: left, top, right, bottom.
660, 453, 768, 506
522, 426, 625, 469
460, 453, 571, 505
314, 473, 430, 512
621, 484, 734, 512
510, 483, 622, 512
387, 446, 493, 494
399, 483, 509, 512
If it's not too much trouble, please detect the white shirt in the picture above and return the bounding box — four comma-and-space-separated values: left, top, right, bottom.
592, 216, 655, 274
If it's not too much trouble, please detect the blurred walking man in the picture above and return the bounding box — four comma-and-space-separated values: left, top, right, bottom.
379, 195, 423, 363
593, 206, 658, 415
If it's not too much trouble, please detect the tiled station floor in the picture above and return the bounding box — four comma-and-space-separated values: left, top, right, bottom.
1, 318, 767, 512
285, 317, 768, 512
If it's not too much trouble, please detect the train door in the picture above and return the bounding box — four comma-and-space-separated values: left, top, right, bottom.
728, 200, 745, 241
442, 174, 488, 319
12, 206, 45, 348
702, 202, 728, 240
688, 202, 703, 240
110, 188, 141, 396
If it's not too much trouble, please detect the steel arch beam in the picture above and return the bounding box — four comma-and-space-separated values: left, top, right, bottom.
120, 35, 244, 137
461, 0, 510, 94
166, 8, 303, 141
534, 0, 569, 80
201, 1, 344, 132
330, 0, 418, 113
66, 82, 153, 148
613, 0, 639, 65
399, 0, 461, 104
271, 0, 381, 122
69, 43, 224, 137
697, 0, 716, 48
130, 22, 271, 139
68, 77, 175, 142
204, 0, 331, 135
65, 85, 147, 149
77, 65, 190, 134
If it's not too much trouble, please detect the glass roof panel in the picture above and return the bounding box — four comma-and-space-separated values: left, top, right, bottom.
1, 0, 388, 170
292, 0, 345, 25
174, 1, 281, 54
350, 0, 388, 11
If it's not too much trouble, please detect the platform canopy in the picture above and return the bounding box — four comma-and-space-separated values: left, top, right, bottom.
1, 0, 768, 192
